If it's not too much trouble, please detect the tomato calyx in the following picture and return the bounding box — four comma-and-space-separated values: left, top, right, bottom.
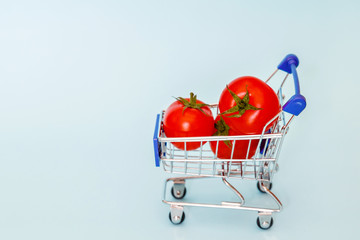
213, 116, 232, 148
175, 92, 210, 116
221, 85, 262, 118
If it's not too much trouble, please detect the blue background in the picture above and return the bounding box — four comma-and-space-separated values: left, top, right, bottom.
1, 0, 359, 239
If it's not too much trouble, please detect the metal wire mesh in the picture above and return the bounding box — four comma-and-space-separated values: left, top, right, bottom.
158, 105, 289, 181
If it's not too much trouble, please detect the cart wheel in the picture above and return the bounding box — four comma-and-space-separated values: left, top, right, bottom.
257, 181, 272, 193
257, 216, 273, 230
171, 186, 187, 199
169, 211, 185, 225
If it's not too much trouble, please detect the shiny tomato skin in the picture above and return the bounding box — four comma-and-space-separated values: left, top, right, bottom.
210, 115, 259, 159
163, 98, 214, 150
219, 76, 281, 134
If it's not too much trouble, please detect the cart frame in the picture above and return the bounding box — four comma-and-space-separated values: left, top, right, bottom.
153, 54, 306, 229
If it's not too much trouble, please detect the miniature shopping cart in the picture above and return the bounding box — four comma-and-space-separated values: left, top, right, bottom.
153, 54, 306, 229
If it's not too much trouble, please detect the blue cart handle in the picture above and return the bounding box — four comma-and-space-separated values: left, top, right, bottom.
153, 114, 161, 167
277, 54, 306, 116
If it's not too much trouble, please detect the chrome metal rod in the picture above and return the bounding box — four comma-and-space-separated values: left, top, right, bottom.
265, 69, 279, 83
162, 200, 280, 213
222, 178, 245, 205
259, 182, 283, 211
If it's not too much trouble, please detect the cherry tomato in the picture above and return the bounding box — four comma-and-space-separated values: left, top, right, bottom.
218, 76, 281, 134
209, 115, 259, 159
163, 93, 214, 150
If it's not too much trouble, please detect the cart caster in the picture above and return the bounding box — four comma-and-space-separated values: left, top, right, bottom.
171, 180, 186, 199
169, 206, 185, 224
257, 215, 273, 230
257, 181, 272, 193
171, 186, 186, 199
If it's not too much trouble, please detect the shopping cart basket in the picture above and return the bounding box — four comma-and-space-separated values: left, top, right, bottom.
153, 54, 306, 229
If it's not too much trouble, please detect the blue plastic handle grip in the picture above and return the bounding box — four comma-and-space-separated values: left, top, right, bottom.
153, 114, 161, 167
277, 54, 306, 116
291, 64, 300, 95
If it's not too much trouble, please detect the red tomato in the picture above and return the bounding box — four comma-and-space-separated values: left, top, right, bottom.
163, 93, 214, 150
218, 76, 281, 134
210, 115, 259, 159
